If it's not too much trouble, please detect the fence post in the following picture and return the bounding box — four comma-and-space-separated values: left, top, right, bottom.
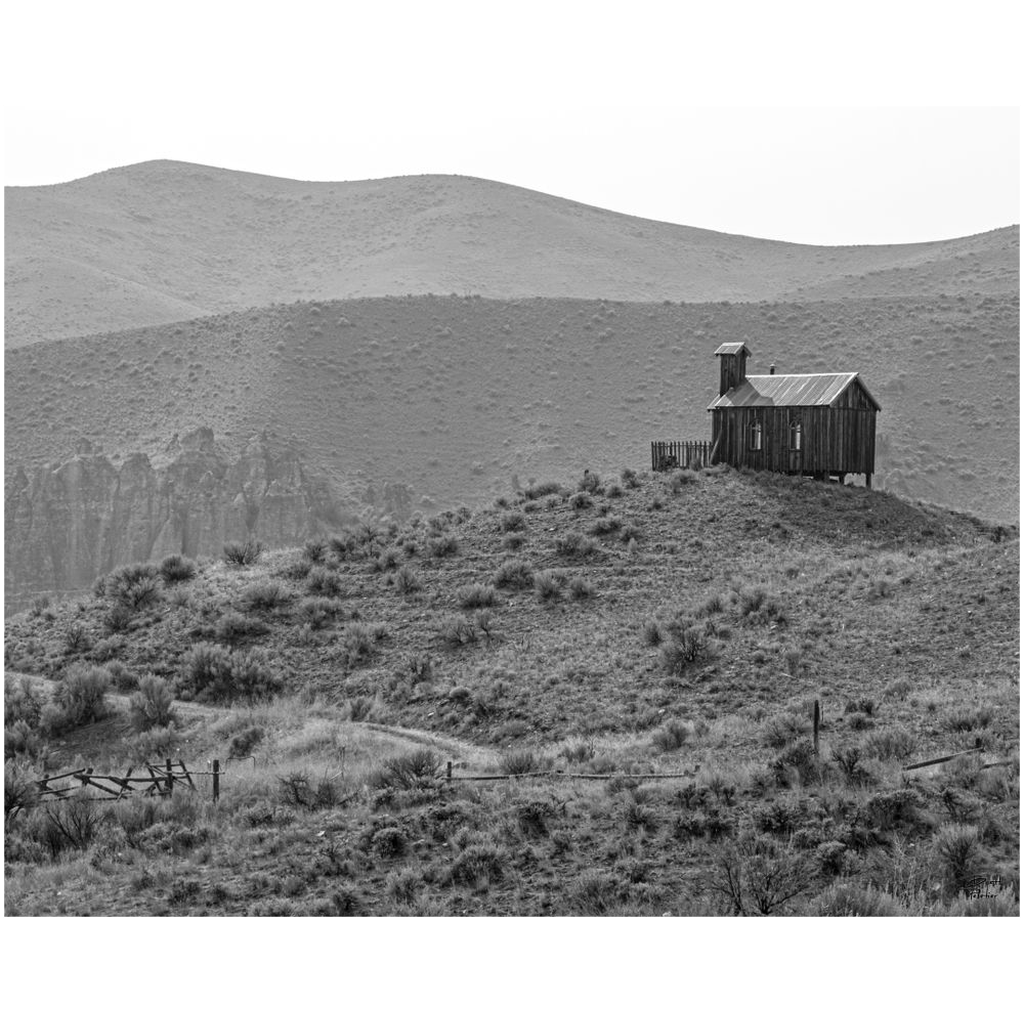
212, 759, 220, 803
165, 757, 174, 798
813, 700, 821, 756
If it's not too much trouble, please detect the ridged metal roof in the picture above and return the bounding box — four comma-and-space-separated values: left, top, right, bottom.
708, 373, 880, 410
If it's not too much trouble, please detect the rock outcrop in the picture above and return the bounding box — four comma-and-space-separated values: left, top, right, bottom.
4, 428, 345, 613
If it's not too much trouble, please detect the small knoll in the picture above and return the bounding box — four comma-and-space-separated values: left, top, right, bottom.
7, 466, 1016, 743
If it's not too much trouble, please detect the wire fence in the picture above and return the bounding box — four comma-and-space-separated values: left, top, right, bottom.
23, 697, 1016, 806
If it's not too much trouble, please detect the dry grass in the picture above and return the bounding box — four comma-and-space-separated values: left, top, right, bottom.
4, 472, 1018, 916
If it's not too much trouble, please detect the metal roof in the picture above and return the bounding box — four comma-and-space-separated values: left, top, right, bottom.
707, 373, 881, 411
713, 342, 751, 356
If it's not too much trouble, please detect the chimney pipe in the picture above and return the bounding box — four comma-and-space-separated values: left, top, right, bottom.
769, 363, 776, 375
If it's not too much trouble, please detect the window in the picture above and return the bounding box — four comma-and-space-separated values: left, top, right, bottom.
789, 420, 802, 451
749, 420, 762, 451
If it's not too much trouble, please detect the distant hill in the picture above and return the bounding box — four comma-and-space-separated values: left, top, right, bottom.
5, 160, 1018, 346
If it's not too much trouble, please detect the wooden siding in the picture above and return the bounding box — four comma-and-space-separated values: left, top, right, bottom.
711, 404, 876, 475
831, 379, 877, 410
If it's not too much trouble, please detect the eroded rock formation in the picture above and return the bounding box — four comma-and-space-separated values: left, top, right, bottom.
4, 428, 344, 613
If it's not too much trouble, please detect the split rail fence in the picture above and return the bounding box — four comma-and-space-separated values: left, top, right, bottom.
33, 759, 224, 803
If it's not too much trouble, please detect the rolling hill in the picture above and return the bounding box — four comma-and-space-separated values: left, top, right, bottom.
5, 160, 1018, 347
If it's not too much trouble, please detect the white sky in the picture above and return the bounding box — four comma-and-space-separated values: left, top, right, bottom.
3, 2, 1020, 244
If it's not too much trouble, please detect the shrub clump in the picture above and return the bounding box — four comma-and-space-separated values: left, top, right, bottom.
762, 712, 808, 749
297, 596, 341, 630
493, 559, 534, 589
103, 603, 136, 634
342, 622, 384, 666
658, 625, 712, 675
554, 532, 597, 558
389, 565, 422, 595
499, 750, 545, 776
588, 516, 621, 537
733, 586, 786, 626
523, 481, 563, 500
128, 675, 177, 733
533, 569, 564, 603
159, 554, 197, 585
306, 566, 345, 597
371, 548, 401, 573
214, 611, 270, 644
456, 583, 498, 609
303, 538, 327, 563
651, 719, 693, 753
933, 824, 983, 895
43, 665, 111, 736
426, 533, 460, 558
180, 643, 281, 704
667, 469, 700, 491
223, 540, 263, 566
436, 614, 480, 647
369, 749, 441, 790
710, 835, 813, 916
863, 727, 916, 763
5, 676, 44, 730
641, 619, 665, 646
448, 843, 507, 887
103, 563, 163, 613
499, 511, 525, 533
240, 581, 289, 611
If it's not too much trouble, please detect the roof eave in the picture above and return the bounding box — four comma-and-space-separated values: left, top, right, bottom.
828, 374, 882, 411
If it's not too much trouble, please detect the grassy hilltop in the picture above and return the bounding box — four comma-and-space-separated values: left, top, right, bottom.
5, 467, 1018, 916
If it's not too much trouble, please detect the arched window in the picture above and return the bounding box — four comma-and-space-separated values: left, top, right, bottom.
789, 419, 802, 451
750, 420, 763, 451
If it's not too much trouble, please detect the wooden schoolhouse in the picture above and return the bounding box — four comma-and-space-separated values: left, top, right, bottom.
651, 343, 880, 486
707, 342, 880, 486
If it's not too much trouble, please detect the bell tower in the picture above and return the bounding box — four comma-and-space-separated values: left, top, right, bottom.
715, 342, 751, 396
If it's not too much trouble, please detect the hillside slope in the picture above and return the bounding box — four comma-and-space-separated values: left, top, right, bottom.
4, 470, 1018, 916
5, 160, 1018, 345
6, 295, 1017, 534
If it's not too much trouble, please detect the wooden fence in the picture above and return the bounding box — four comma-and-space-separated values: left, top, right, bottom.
33, 759, 222, 803
650, 440, 711, 472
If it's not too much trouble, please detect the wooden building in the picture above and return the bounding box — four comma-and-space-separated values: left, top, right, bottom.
707, 343, 880, 486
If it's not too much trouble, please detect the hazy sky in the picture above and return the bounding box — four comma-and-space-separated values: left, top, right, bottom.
3, 2, 1020, 245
